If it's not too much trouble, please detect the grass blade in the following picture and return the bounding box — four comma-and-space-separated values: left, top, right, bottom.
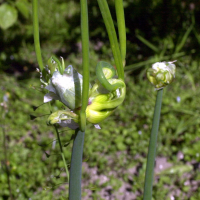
174, 23, 193, 53
115, 0, 126, 66
32, 0, 44, 71
136, 34, 159, 53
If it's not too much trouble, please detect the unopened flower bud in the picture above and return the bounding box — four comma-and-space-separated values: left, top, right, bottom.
47, 57, 58, 75
47, 110, 79, 129
147, 61, 176, 89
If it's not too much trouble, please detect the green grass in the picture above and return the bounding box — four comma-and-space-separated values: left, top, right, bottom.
1, 56, 200, 199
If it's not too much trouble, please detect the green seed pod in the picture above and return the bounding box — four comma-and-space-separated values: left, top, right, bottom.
47, 56, 58, 75
147, 61, 176, 89
47, 110, 79, 129
40, 56, 63, 84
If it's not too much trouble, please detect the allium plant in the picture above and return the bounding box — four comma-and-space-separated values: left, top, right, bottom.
143, 61, 176, 200
31, 0, 178, 198
32, 0, 126, 199
38, 59, 126, 129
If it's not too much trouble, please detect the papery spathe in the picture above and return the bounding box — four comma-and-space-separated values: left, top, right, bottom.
44, 65, 83, 110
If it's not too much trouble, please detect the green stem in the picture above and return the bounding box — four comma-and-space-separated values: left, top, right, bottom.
143, 89, 163, 200
47, 103, 69, 183
80, 0, 90, 131
68, 0, 88, 199
54, 126, 69, 182
32, 0, 44, 71
115, 0, 126, 66
69, 129, 85, 200
97, 0, 124, 80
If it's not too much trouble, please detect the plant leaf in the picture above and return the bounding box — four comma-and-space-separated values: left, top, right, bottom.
15, 0, 30, 19
0, 4, 18, 30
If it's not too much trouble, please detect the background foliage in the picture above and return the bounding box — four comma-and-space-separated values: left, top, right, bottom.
1, 0, 200, 199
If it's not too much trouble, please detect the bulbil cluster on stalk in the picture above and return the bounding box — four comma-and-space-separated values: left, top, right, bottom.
37, 57, 126, 129
146, 61, 176, 89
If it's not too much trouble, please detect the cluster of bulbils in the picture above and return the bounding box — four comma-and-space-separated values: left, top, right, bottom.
38, 58, 175, 129
146, 61, 176, 90
38, 57, 126, 129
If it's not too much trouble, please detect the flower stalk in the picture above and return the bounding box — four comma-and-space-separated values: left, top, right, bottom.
69, 129, 85, 200
97, 0, 124, 80
114, 0, 126, 66
32, 0, 44, 71
54, 125, 69, 182
69, 0, 89, 199
79, 0, 90, 132
143, 61, 176, 199
143, 88, 163, 200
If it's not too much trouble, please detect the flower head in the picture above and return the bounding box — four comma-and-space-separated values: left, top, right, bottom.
147, 61, 176, 89
42, 58, 126, 129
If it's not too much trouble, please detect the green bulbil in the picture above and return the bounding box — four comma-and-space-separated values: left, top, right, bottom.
47, 110, 79, 129
43, 59, 126, 127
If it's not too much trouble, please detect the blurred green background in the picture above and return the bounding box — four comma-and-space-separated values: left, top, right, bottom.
1, 0, 200, 199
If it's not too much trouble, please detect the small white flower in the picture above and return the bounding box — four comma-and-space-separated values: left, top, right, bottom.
176, 96, 181, 102
138, 130, 142, 135
94, 124, 101, 129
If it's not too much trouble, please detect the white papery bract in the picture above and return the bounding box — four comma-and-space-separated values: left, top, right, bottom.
44, 65, 83, 110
